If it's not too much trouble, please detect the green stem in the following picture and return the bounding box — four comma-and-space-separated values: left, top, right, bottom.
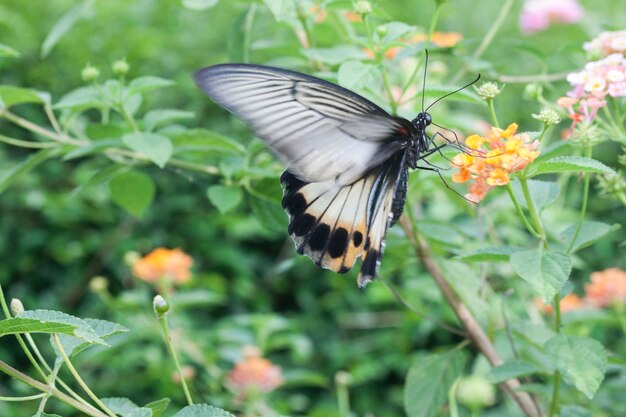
0, 393, 47, 401
1, 111, 84, 145
0, 134, 58, 148
364, 15, 397, 115
336, 374, 350, 417
52, 334, 118, 417
519, 175, 545, 243
487, 98, 500, 128
566, 146, 592, 253
157, 312, 194, 405
0, 360, 107, 417
548, 293, 562, 417
242, 4, 257, 64
505, 184, 542, 239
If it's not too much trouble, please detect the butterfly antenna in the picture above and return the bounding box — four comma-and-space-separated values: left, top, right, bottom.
421, 49, 429, 112
425, 73, 481, 112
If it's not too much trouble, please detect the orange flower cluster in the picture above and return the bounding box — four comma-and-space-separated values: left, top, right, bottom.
451, 123, 540, 203
228, 346, 284, 396
536, 268, 626, 313
132, 248, 193, 284
364, 31, 463, 60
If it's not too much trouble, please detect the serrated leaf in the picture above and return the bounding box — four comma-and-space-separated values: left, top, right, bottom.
404, 351, 466, 417
41, 0, 94, 58
53, 319, 128, 365
54, 86, 103, 110
122, 132, 173, 168
207, 185, 243, 214
0, 85, 45, 108
510, 248, 572, 303
338, 60, 378, 90
144, 398, 170, 417
109, 170, 155, 217
529, 156, 615, 176
171, 129, 245, 155
71, 165, 129, 196
143, 109, 194, 132
0, 317, 78, 337
510, 179, 560, 211
182, 0, 218, 10
0, 148, 58, 196
262, 0, 294, 22
128, 76, 175, 96
0, 43, 20, 58
174, 405, 235, 417
18, 310, 104, 344
485, 360, 543, 383
544, 335, 607, 399
301, 46, 367, 65
102, 398, 140, 416
455, 246, 523, 262
128, 409, 153, 417
560, 221, 620, 252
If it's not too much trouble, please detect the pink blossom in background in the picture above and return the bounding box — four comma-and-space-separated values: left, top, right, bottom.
520, 0, 583, 34
566, 53, 626, 99
584, 30, 626, 57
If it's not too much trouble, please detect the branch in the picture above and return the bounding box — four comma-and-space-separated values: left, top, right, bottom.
399, 217, 544, 417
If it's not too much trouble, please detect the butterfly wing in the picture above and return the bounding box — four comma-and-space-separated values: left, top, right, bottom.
281, 150, 408, 284
194, 64, 413, 185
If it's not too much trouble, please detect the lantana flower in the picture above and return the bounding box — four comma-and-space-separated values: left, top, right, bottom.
584, 30, 626, 57
227, 346, 284, 398
519, 0, 583, 34
451, 123, 540, 203
584, 267, 626, 308
132, 248, 193, 285
364, 31, 463, 61
566, 53, 626, 99
557, 96, 606, 139
535, 293, 585, 313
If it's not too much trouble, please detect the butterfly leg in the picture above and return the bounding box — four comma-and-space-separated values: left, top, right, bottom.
414, 163, 476, 204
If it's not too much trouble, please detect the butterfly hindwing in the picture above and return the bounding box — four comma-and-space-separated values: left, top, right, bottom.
194, 64, 413, 185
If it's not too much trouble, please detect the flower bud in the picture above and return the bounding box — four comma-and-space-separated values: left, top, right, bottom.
597, 172, 626, 199
153, 295, 170, 316
89, 276, 109, 293
354, 1, 372, 16
523, 83, 543, 101
569, 124, 605, 147
532, 108, 561, 126
456, 375, 496, 409
376, 25, 388, 37
81, 64, 100, 83
10, 298, 25, 316
335, 371, 352, 386
476, 82, 501, 100
112, 59, 130, 77
124, 251, 140, 267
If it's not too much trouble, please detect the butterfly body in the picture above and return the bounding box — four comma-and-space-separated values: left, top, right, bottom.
194, 64, 433, 286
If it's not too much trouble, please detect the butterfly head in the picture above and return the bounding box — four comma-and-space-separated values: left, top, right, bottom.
412, 112, 432, 131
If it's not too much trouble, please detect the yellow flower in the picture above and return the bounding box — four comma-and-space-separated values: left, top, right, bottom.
132, 248, 193, 285
465, 134, 484, 150
486, 169, 509, 186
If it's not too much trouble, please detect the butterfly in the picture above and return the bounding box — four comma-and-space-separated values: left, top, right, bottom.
194, 63, 465, 287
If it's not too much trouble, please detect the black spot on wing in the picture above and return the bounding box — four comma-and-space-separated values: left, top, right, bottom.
309, 223, 330, 251
359, 249, 380, 286
353, 231, 363, 247
328, 228, 349, 258
289, 213, 316, 236
283, 193, 307, 215
280, 171, 306, 195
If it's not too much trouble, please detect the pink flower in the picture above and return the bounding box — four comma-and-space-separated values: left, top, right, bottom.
566, 53, 626, 99
584, 30, 626, 57
556, 96, 606, 139
520, 0, 583, 34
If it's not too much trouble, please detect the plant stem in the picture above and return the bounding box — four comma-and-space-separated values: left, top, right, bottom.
0, 134, 58, 148
156, 311, 194, 405
364, 15, 397, 115
1, 111, 84, 145
566, 146, 592, 253
0, 360, 107, 417
519, 175, 545, 243
548, 293, 562, 417
505, 184, 542, 239
336, 373, 350, 417
487, 98, 500, 128
0, 393, 47, 401
52, 334, 118, 417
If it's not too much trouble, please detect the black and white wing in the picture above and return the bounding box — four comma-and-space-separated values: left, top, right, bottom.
194, 64, 414, 185
281, 151, 409, 286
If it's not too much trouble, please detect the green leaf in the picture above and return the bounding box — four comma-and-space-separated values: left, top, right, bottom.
544, 335, 607, 399
250, 196, 286, 233
0, 317, 78, 337
128, 409, 153, 417
404, 351, 466, 417
53, 319, 128, 365
17, 310, 105, 344
109, 170, 156, 217
380, 21, 415, 44
301, 46, 367, 65
560, 406, 593, 417
338, 61, 379, 90
510, 248, 572, 303
182, 0, 219, 10
63, 139, 123, 161
0, 85, 45, 108
262, 0, 294, 22
416, 222, 464, 247
510, 179, 560, 211
128, 76, 175, 96
102, 398, 140, 416
71, 165, 129, 196
144, 398, 170, 417
143, 109, 194, 132
32, 413, 63, 417
171, 129, 245, 154
207, 185, 243, 214
485, 360, 544, 383
122, 132, 173, 168
173, 404, 235, 417
455, 246, 522, 262
560, 221, 620, 252
54, 86, 103, 111
529, 156, 615, 176
0, 43, 20, 58
0, 148, 58, 196
41, 0, 94, 58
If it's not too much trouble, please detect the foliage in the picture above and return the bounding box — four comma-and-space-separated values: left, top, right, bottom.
1, 1, 625, 417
